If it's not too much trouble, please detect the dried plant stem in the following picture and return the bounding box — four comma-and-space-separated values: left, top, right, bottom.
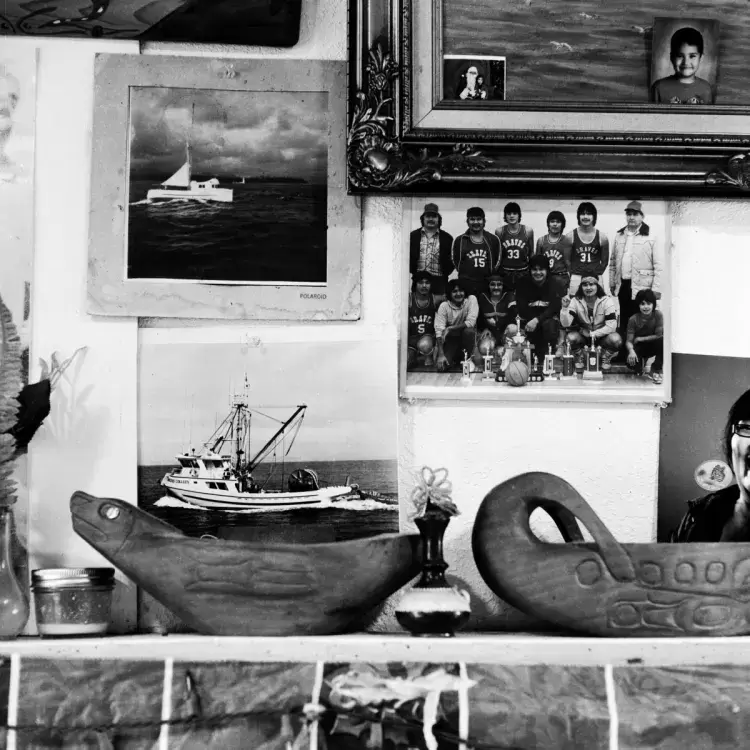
0, 293, 22, 507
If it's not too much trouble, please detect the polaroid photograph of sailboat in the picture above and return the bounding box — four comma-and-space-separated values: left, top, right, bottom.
88, 55, 361, 320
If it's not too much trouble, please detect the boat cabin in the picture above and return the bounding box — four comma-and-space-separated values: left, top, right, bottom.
173, 450, 232, 479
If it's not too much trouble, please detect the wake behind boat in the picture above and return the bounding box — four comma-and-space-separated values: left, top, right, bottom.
160, 387, 353, 510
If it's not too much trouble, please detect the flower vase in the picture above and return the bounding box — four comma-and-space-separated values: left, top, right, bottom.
0, 506, 29, 639
395, 505, 470, 637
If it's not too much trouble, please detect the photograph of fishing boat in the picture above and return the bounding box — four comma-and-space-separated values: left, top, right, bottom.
137, 335, 400, 544
127, 86, 328, 284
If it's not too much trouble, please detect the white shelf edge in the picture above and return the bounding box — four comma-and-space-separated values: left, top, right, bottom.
1, 632, 749, 666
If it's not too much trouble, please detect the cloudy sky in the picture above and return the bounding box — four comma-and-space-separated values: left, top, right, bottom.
128, 86, 328, 183
138, 338, 398, 465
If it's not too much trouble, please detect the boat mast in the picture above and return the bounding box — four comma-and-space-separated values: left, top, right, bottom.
245, 405, 306, 473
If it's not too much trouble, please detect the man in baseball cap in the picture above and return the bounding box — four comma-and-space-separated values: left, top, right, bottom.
409, 202, 454, 299
609, 199, 664, 361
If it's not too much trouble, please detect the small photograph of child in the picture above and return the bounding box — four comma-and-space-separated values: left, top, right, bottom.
443, 55, 506, 102
650, 18, 719, 105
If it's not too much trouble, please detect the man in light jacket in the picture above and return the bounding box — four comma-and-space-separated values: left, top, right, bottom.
609, 200, 663, 357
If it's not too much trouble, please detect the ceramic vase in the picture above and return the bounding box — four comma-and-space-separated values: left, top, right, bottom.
0, 506, 29, 639
395, 505, 470, 637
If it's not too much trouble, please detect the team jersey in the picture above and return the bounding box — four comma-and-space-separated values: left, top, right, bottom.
407, 293, 437, 338
535, 234, 572, 275
452, 234, 495, 282
477, 291, 516, 335
495, 224, 534, 271
570, 228, 604, 277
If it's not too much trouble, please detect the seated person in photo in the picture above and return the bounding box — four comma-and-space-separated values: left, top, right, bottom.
451, 206, 500, 298
534, 210, 572, 301
560, 275, 622, 371
406, 270, 440, 371
475, 273, 516, 366
514, 256, 562, 363
434, 279, 479, 373
475, 75, 489, 100
669, 388, 750, 542
652, 27, 714, 105
625, 289, 664, 384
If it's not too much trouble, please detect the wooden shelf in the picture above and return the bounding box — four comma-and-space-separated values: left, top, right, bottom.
1, 632, 749, 665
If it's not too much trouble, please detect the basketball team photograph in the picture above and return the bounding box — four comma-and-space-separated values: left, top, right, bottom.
401, 197, 672, 403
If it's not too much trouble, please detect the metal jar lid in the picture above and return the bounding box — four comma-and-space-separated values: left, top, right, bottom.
31, 567, 115, 590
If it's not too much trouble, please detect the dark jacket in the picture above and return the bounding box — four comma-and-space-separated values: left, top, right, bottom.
514, 275, 561, 324
409, 228, 454, 284
668, 484, 740, 542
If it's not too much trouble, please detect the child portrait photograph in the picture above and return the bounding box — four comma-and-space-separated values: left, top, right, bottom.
401, 197, 671, 404
443, 55, 506, 102
651, 17, 719, 104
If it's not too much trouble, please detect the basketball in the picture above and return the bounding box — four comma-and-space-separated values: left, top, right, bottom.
416, 334, 434, 355
505, 360, 529, 387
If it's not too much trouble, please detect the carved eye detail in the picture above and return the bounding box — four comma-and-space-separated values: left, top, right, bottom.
100, 504, 121, 521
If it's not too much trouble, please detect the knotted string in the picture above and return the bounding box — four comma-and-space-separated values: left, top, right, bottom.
410, 466, 459, 519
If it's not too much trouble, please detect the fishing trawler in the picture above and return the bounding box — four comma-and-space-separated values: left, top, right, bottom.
160, 389, 353, 509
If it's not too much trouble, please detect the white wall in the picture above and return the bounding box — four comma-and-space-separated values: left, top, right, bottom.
9, 0, 750, 633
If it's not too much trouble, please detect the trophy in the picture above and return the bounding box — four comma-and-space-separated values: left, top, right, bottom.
483, 353, 494, 380
461, 349, 472, 384
582, 336, 604, 380
542, 345, 556, 377
561, 341, 575, 377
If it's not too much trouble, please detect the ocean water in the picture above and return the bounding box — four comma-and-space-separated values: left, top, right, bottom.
444, 0, 750, 104
127, 179, 327, 283
138, 459, 400, 542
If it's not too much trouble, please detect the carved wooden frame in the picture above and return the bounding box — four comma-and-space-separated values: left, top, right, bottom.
348, 0, 750, 197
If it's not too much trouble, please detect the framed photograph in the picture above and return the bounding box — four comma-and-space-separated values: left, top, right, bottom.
137, 331, 400, 631
0, 0, 302, 46
349, 0, 750, 196
88, 54, 361, 321
400, 196, 672, 403
658, 353, 750, 541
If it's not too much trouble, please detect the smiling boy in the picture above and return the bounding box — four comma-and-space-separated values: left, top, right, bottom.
652, 27, 714, 104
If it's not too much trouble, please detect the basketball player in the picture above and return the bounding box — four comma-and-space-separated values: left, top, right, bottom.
534, 210, 572, 300
566, 202, 609, 296
435, 279, 479, 373
494, 202, 535, 292
476, 273, 517, 365
451, 206, 500, 298
560, 276, 622, 371
407, 270, 439, 370
514, 256, 562, 363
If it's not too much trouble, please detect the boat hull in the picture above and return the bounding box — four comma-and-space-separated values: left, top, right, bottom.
146, 188, 233, 203
161, 474, 351, 509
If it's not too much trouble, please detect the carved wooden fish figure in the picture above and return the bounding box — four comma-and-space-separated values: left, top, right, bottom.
472, 472, 750, 637
71, 491, 420, 636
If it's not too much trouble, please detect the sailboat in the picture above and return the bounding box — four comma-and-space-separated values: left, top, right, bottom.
146, 104, 233, 203
160, 387, 353, 509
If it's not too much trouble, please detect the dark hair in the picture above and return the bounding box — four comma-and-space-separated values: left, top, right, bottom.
577, 202, 598, 225
724, 389, 750, 466
574, 278, 605, 299
466, 206, 485, 219
634, 288, 657, 307
670, 27, 704, 58
412, 270, 433, 288
504, 202, 522, 221
529, 255, 548, 271
547, 210, 566, 232
447, 278, 467, 295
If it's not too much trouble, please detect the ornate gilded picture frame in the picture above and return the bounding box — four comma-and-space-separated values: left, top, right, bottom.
348, 0, 750, 197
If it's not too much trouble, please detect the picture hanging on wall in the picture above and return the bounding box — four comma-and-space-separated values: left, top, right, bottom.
658, 353, 750, 542
136, 330, 400, 632
88, 55, 361, 321
401, 196, 672, 404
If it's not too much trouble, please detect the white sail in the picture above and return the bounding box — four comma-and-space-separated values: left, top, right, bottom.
161, 161, 190, 187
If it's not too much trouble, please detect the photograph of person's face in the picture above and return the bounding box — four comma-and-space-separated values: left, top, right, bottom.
672, 43, 703, 79
581, 280, 598, 296
505, 211, 520, 225
547, 217, 563, 235
415, 277, 432, 295
422, 211, 439, 230
578, 210, 595, 227
625, 209, 643, 229
488, 279, 504, 296
530, 265, 547, 284
639, 298, 655, 316
732, 420, 750, 499
467, 213, 485, 231
450, 284, 466, 304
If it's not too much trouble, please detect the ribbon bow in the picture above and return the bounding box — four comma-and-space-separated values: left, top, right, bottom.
410, 466, 459, 518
